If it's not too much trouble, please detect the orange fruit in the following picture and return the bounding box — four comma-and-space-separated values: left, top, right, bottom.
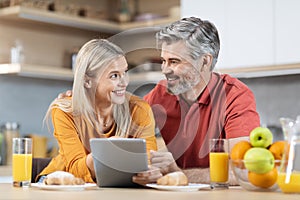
230, 141, 252, 160
269, 141, 290, 165
230, 141, 252, 168
248, 167, 278, 188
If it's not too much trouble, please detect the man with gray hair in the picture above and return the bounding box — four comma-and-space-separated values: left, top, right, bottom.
133, 17, 260, 185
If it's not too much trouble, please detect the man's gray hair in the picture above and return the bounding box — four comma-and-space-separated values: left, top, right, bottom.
156, 17, 220, 70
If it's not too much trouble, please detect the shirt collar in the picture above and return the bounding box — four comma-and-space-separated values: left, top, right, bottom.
197, 73, 217, 105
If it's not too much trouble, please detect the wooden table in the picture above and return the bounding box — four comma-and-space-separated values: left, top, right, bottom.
0, 183, 299, 200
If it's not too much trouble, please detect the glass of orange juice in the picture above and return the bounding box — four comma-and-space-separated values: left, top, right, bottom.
12, 138, 32, 187
209, 138, 229, 189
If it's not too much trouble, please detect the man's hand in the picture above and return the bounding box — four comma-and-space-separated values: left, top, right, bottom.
132, 165, 162, 185
56, 90, 72, 100
150, 150, 181, 175
132, 151, 182, 185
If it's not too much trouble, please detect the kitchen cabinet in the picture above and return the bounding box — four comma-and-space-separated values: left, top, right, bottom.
0, 0, 180, 83
274, 0, 300, 65
181, 0, 300, 78
0, 5, 178, 34
224, 0, 274, 69
181, 0, 274, 69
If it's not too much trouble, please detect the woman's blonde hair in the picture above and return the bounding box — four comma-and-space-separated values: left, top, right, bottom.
44, 39, 132, 150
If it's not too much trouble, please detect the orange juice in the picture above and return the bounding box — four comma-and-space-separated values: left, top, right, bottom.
277, 173, 300, 193
209, 152, 229, 182
12, 154, 32, 182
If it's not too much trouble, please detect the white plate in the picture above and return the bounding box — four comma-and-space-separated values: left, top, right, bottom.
146, 183, 210, 192
31, 183, 97, 191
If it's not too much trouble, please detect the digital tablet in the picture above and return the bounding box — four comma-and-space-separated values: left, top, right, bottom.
90, 138, 148, 187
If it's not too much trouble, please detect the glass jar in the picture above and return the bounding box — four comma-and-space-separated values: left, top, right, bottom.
1, 122, 20, 165
0, 130, 5, 165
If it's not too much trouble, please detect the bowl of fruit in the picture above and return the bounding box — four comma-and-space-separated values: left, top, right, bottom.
230, 127, 286, 192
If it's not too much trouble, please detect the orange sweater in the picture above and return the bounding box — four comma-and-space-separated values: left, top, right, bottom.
39, 95, 157, 183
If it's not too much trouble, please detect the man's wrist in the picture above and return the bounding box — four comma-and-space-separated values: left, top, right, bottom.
169, 163, 182, 173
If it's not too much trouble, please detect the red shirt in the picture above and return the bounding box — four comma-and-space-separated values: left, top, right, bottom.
144, 72, 260, 169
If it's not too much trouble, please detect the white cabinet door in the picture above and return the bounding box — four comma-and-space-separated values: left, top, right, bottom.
275, 0, 300, 65
181, 0, 274, 69
224, 0, 274, 69
181, 0, 228, 68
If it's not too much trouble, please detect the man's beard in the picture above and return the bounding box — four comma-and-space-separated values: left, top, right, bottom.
167, 76, 200, 95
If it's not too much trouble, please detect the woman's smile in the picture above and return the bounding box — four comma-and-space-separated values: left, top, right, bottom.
112, 89, 126, 96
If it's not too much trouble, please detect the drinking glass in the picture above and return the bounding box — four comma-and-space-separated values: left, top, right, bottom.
209, 138, 229, 189
277, 117, 300, 193
12, 138, 32, 187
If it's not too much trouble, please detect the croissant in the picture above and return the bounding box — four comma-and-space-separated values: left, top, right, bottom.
157, 171, 188, 186
43, 171, 85, 185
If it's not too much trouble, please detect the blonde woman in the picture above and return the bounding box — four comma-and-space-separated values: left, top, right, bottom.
38, 39, 157, 183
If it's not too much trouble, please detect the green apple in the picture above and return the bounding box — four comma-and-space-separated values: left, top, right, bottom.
243, 147, 275, 174
249, 127, 273, 148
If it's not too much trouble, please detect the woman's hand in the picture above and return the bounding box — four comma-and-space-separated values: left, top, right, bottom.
86, 153, 96, 179
56, 90, 72, 100
132, 165, 162, 185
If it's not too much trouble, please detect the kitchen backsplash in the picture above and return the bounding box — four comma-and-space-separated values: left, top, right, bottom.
1, 72, 300, 144
0, 75, 72, 146
240, 74, 300, 127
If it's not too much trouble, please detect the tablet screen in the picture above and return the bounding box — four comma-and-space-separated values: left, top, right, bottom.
90, 138, 148, 187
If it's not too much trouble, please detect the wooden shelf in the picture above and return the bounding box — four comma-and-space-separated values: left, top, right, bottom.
0, 6, 177, 82
4, 6, 299, 81
0, 6, 179, 33
1, 63, 300, 82
0, 63, 164, 83
0, 63, 73, 81
217, 63, 300, 78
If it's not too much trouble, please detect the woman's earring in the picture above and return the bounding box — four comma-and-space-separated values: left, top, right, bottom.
84, 80, 91, 88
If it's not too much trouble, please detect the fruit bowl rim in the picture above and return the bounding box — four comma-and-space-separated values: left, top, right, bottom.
230, 159, 281, 163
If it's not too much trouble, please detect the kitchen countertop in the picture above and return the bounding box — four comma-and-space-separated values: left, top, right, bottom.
0, 183, 299, 200
0, 165, 12, 176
